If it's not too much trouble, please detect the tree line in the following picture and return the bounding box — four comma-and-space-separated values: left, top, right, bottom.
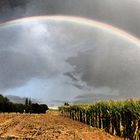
0, 94, 48, 113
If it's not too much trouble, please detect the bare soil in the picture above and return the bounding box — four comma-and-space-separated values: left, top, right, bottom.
0, 111, 122, 140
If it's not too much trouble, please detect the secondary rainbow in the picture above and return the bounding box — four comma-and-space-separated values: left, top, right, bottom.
1, 15, 140, 46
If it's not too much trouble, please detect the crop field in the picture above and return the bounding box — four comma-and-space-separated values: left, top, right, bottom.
0, 111, 121, 140
59, 99, 140, 140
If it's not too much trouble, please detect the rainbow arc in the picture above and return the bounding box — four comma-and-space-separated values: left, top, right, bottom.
1, 15, 140, 46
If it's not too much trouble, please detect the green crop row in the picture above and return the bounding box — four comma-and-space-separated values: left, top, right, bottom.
59, 99, 140, 140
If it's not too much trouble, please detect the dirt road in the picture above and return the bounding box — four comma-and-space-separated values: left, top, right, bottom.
0, 111, 122, 140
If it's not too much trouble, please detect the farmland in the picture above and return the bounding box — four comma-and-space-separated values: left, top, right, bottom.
0, 111, 121, 140
59, 99, 140, 140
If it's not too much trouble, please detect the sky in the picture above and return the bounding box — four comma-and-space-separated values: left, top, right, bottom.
0, 0, 140, 106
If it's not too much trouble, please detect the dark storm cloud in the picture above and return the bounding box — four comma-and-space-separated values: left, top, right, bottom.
67, 41, 140, 98
64, 72, 78, 81
0, 21, 92, 93
74, 93, 120, 104
1, 0, 140, 104
1, 19, 140, 104
15, 0, 140, 38
0, 0, 28, 20
33, 0, 140, 38
1, 0, 140, 38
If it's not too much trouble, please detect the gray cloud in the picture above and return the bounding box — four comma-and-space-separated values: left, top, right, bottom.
6, 95, 40, 104
74, 93, 120, 104
1, 0, 140, 39
26, 0, 140, 38
1, 1, 140, 105
0, 19, 140, 105
0, 20, 92, 103
68, 41, 140, 98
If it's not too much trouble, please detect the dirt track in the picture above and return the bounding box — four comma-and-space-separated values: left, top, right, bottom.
0, 111, 122, 140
